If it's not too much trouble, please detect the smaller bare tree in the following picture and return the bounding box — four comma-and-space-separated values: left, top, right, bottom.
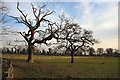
52, 15, 98, 63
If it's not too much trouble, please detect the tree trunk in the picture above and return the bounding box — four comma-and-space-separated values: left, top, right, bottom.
71, 52, 74, 63
27, 44, 34, 63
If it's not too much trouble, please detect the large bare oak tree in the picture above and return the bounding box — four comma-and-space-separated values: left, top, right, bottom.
10, 2, 55, 62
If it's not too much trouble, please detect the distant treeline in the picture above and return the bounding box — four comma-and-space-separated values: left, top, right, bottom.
1, 47, 120, 57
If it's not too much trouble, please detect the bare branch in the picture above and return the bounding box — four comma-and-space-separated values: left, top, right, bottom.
31, 3, 39, 20
33, 33, 53, 45
19, 32, 29, 42
16, 2, 32, 30
33, 10, 54, 31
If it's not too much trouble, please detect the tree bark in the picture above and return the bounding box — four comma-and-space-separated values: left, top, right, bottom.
27, 44, 34, 63
71, 51, 74, 63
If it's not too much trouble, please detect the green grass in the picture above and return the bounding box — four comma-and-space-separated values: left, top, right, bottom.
2, 54, 118, 78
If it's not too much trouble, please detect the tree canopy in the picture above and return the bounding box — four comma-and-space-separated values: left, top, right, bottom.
49, 15, 98, 63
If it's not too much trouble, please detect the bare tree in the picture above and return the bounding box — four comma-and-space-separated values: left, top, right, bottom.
52, 15, 98, 63
10, 2, 55, 62
0, 0, 9, 54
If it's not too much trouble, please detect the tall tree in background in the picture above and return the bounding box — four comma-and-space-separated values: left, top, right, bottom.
97, 48, 104, 55
52, 15, 98, 63
88, 47, 95, 56
10, 2, 55, 62
106, 48, 113, 56
0, 0, 9, 50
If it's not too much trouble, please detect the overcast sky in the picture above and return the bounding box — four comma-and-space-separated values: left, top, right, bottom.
1, 0, 119, 49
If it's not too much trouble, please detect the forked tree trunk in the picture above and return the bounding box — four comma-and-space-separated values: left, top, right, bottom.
27, 44, 34, 63
71, 52, 74, 63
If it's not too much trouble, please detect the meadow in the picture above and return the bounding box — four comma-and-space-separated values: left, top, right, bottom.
2, 54, 118, 78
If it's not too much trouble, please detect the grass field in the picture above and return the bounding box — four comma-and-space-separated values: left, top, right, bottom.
2, 54, 118, 78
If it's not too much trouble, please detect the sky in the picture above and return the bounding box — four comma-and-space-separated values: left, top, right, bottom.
0, 0, 119, 50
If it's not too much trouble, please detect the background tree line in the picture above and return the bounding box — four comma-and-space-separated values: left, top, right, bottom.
1, 46, 120, 57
